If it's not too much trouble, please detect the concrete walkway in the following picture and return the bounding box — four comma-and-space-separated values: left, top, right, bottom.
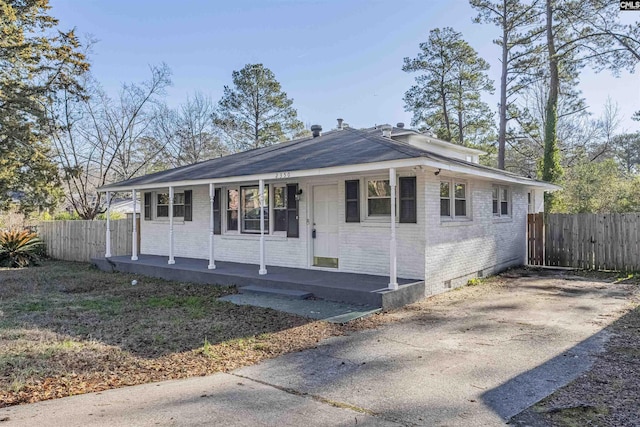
1, 273, 635, 426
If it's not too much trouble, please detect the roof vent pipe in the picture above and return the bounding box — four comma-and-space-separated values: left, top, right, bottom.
381, 124, 392, 138
311, 124, 322, 138
396, 122, 405, 128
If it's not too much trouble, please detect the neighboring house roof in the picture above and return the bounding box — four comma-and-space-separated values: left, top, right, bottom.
100, 126, 559, 191
109, 198, 134, 213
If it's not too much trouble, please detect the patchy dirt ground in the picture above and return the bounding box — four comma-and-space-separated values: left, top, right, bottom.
0, 261, 359, 407
1, 261, 638, 425
510, 269, 640, 427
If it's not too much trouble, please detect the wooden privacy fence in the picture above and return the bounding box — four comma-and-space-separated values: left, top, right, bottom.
542, 213, 640, 271
36, 219, 132, 262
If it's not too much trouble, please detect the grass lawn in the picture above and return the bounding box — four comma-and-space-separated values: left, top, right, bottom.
0, 261, 350, 407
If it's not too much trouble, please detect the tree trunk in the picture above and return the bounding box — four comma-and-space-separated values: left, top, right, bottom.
457, 78, 464, 145
497, 1, 508, 170
542, 0, 562, 208
440, 71, 452, 141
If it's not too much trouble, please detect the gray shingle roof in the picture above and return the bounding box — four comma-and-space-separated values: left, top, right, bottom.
101, 126, 554, 190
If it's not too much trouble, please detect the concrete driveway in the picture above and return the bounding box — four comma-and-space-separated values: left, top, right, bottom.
1, 271, 635, 426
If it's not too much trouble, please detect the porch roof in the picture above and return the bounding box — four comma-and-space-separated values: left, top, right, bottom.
99, 126, 560, 192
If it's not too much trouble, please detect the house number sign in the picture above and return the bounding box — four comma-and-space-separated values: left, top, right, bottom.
274, 172, 291, 179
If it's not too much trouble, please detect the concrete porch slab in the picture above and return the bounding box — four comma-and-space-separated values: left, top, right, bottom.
219, 293, 382, 323
92, 255, 425, 309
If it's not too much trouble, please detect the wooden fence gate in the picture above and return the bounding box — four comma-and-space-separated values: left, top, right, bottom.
528, 213, 640, 271
527, 213, 545, 265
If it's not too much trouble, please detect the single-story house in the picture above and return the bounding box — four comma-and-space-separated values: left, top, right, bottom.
98, 121, 557, 305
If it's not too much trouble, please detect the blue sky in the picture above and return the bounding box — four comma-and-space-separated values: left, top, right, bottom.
50, 0, 639, 132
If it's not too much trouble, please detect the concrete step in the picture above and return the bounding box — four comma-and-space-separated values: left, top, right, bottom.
240, 285, 313, 300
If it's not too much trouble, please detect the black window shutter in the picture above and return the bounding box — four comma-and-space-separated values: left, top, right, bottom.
144, 192, 151, 220
213, 188, 221, 234
286, 184, 299, 238
399, 177, 417, 223
345, 180, 360, 223
184, 190, 193, 221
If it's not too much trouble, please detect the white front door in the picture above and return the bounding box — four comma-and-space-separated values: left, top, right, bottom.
312, 184, 339, 268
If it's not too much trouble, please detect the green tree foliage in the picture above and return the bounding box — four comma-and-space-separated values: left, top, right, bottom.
0, 0, 89, 214
470, 0, 543, 169
213, 64, 304, 152
553, 159, 640, 213
539, 0, 640, 204
611, 133, 640, 174
403, 27, 495, 147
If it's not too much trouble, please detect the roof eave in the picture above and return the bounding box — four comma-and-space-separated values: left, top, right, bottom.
98, 156, 560, 192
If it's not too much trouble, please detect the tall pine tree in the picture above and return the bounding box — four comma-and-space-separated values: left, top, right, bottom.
0, 0, 88, 213
470, 0, 543, 169
403, 27, 495, 147
213, 64, 304, 152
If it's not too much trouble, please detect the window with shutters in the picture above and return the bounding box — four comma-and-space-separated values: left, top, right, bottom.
154, 190, 191, 221
156, 192, 184, 218
367, 179, 391, 217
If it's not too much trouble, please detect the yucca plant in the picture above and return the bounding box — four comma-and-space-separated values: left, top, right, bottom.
0, 229, 44, 268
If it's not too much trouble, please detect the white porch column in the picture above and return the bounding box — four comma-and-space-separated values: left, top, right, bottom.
168, 186, 175, 264
105, 191, 112, 258
208, 183, 216, 269
131, 189, 138, 261
389, 168, 398, 290
259, 179, 267, 275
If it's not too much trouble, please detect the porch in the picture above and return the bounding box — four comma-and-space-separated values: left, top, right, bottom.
92, 255, 425, 309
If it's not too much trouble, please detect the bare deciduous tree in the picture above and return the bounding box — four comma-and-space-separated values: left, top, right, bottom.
48, 64, 172, 219
153, 93, 228, 167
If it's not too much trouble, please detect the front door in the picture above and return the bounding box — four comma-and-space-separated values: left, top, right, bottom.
312, 184, 339, 268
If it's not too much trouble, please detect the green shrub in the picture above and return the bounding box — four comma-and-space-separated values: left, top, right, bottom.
0, 229, 44, 268
53, 212, 81, 221
96, 211, 125, 220
467, 277, 484, 286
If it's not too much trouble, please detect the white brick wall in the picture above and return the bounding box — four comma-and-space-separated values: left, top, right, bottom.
336, 173, 425, 279
140, 185, 308, 268
138, 169, 529, 289
424, 173, 527, 295
139, 170, 426, 280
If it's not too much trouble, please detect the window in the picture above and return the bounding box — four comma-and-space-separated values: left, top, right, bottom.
273, 186, 286, 232
493, 185, 510, 217
455, 183, 467, 217
345, 180, 360, 222
157, 193, 170, 218
154, 191, 190, 220
399, 177, 417, 223
440, 182, 450, 217
241, 186, 269, 233
172, 193, 185, 218
440, 180, 468, 219
367, 179, 391, 216
227, 189, 239, 231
